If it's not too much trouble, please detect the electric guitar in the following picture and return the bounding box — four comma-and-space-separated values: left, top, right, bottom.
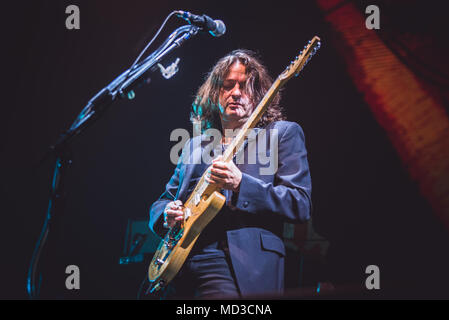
147, 36, 321, 293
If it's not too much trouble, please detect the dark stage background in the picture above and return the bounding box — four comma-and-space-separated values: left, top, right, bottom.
2, 0, 449, 299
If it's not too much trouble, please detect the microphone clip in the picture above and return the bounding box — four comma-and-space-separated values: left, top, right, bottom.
157, 58, 181, 79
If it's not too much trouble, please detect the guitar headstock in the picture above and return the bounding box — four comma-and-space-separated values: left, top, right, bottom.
279, 36, 321, 84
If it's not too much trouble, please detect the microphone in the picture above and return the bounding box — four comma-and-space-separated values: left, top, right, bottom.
175, 10, 226, 37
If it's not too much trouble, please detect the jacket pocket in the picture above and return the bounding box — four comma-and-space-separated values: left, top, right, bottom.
260, 233, 286, 257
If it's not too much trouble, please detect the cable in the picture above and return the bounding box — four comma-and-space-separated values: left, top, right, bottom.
125, 11, 178, 81
66, 11, 179, 137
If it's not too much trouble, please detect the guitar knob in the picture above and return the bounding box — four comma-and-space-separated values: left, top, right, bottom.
149, 279, 166, 293
164, 240, 174, 249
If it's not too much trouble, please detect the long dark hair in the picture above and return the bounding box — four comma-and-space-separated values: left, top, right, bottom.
191, 49, 285, 133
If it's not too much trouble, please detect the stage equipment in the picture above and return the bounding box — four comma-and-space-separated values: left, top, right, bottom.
119, 219, 161, 265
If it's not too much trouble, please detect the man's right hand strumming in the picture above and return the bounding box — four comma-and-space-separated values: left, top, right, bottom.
163, 200, 184, 228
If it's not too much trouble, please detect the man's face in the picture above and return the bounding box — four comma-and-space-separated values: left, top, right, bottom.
218, 61, 254, 128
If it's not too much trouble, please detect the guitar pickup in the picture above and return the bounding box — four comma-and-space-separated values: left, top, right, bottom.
184, 207, 192, 220
194, 194, 201, 206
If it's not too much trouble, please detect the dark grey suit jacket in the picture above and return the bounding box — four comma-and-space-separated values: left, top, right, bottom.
149, 120, 312, 297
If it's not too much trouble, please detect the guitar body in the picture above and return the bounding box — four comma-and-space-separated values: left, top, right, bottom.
148, 190, 226, 292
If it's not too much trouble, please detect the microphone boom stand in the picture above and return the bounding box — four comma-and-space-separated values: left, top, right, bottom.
27, 24, 200, 299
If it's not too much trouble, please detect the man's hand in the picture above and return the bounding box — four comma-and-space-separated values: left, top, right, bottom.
163, 200, 184, 228
206, 156, 242, 192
